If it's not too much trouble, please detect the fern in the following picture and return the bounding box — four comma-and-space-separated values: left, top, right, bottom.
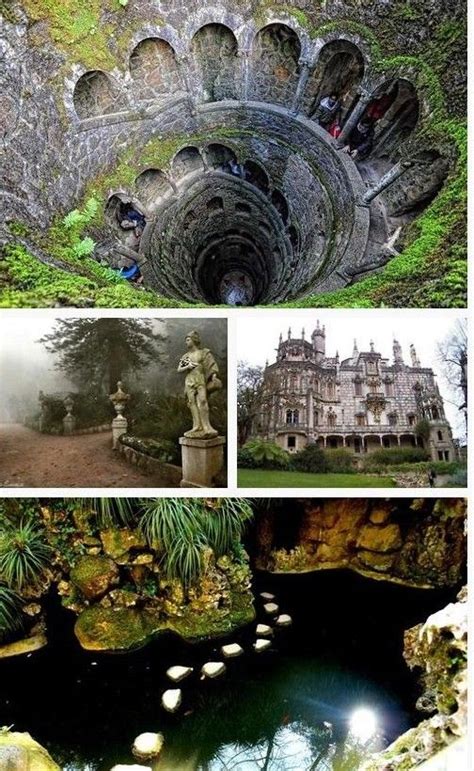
72, 236, 96, 258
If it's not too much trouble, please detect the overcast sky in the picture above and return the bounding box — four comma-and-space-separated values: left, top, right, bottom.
237, 312, 466, 440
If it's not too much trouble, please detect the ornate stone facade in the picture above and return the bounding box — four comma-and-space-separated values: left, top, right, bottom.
253, 323, 454, 460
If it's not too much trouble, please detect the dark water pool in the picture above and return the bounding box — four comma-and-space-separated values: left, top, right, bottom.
0, 571, 457, 770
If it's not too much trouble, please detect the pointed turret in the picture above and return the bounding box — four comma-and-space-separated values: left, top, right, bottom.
311, 320, 326, 363
410, 343, 421, 367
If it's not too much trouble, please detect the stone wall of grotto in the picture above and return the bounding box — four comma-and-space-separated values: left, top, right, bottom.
254, 498, 466, 588
0, 1, 465, 303
362, 587, 467, 770
0, 504, 255, 655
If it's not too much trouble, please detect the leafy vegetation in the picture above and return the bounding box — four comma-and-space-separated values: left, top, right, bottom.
139, 498, 253, 587
0, 584, 24, 642
240, 440, 290, 470
73, 498, 137, 530
0, 520, 51, 591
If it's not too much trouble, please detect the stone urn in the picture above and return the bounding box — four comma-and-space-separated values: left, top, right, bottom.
109, 381, 130, 449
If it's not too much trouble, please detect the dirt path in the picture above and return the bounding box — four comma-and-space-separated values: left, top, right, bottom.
0, 424, 175, 488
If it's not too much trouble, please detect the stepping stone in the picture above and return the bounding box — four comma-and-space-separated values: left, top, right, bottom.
256, 623, 273, 636
253, 638, 271, 653
276, 614, 293, 627
112, 766, 151, 771
166, 665, 193, 682
132, 732, 164, 760
260, 592, 275, 600
162, 688, 182, 713
201, 661, 226, 678
221, 643, 244, 658
263, 602, 279, 615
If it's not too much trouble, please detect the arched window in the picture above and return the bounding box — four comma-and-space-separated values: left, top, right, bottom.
354, 379, 362, 396
286, 409, 299, 425
437, 430, 443, 441
327, 412, 336, 427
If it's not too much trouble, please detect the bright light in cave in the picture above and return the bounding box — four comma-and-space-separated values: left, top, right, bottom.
349, 707, 378, 743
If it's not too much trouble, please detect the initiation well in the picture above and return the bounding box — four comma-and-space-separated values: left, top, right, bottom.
1, 2, 464, 307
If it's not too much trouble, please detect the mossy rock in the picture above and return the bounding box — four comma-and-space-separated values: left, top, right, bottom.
99, 528, 146, 561
0, 731, 60, 770
169, 594, 255, 642
74, 606, 166, 651
70, 555, 119, 600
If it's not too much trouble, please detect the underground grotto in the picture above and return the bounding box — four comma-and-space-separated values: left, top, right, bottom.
0, 497, 467, 770
0, 1, 467, 307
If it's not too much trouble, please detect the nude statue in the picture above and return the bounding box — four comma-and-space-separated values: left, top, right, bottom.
177, 330, 222, 438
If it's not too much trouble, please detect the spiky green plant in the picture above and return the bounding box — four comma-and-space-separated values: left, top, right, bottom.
0, 521, 51, 591
0, 584, 24, 642
200, 498, 254, 557
139, 498, 200, 550
73, 498, 137, 529
139, 498, 254, 587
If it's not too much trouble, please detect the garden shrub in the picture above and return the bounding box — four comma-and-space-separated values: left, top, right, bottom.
237, 448, 258, 469
363, 447, 430, 468
241, 440, 290, 470
324, 448, 354, 473
290, 444, 328, 473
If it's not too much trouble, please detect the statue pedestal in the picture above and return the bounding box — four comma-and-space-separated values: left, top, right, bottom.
63, 414, 76, 435
179, 435, 226, 487
112, 415, 128, 450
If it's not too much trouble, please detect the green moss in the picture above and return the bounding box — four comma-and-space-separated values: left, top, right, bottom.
392, 3, 421, 22
75, 605, 165, 651
169, 596, 255, 641
0, 245, 194, 308
70, 555, 113, 585
22, 1, 117, 70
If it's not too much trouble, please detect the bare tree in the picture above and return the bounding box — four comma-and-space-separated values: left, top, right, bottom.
237, 361, 264, 446
436, 318, 467, 438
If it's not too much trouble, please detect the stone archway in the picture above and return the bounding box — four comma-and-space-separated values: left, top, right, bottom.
191, 24, 238, 101
305, 40, 365, 120
73, 71, 123, 119
129, 38, 182, 101
250, 24, 301, 107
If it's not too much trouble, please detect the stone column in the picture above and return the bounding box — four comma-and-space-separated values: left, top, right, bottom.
362, 160, 413, 204
109, 381, 130, 450
63, 395, 76, 435
180, 435, 226, 487
291, 61, 311, 114
336, 91, 372, 147
239, 49, 251, 102
177, 54, 197, 117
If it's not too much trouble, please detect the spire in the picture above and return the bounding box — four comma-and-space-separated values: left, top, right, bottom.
288, 327, 291, 340
370, 339, 375, 353
410, 343, 420, 367
352, 338, 359, 358
301, 327, 305, 340
279, 332, 282, 344
335, 350, 339, 364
